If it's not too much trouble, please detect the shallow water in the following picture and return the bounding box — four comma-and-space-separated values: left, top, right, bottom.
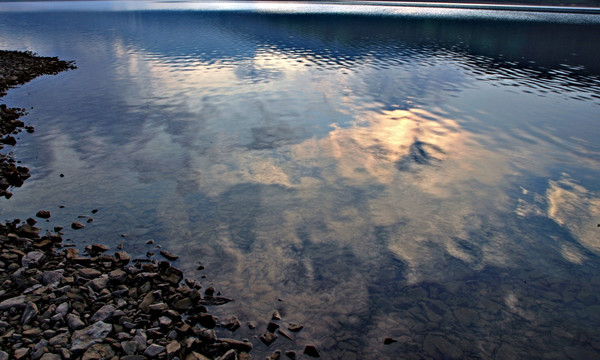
1, 1, 600, 359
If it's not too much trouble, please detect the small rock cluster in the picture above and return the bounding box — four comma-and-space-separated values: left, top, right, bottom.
0, 215, 255, 360
0, 50, 75, 199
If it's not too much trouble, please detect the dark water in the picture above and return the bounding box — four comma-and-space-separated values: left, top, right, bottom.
1, 2, 600, 359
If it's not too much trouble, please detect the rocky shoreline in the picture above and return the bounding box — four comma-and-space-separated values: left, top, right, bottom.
0, 51, 318, 360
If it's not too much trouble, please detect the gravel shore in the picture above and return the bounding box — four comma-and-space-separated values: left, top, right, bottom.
0, 50, 317, 360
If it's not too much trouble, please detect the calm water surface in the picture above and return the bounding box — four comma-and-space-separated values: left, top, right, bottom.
1, 2, 600, 359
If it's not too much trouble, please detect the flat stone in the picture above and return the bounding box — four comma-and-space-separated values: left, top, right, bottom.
166, 340, 181, 358
143, 344, 166, 357
109, 269, 127, 283
21, 301, 38, 325
148, 302, 169, 312
284, 351, 296, 360
14, 348, 29, 360
22, 251, 44, 267
70, 321, 112, 353
173, 297, 192, 310
91, 244, 109, 253
0, 351, 8, 360
81, 343, 115, 360
277, 329, 294, 341
287, 323, 303, 332
78, 268, 102, 278
66, 313, 86, 330
160, 250, 179, 261
0, 295, 27, 310
49, 332, 70, 347
121, 341, 138, 355
90, 304, 115, 323
87, 276, 109, 292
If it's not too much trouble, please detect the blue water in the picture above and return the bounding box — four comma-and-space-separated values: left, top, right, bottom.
1, 2, 600, 359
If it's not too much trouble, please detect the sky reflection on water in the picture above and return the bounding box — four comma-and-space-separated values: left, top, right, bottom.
1, 2, 600, 359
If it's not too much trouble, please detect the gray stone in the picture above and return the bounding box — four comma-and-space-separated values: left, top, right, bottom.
144, 344, 166, 357
21, 301, 39, 325
133, 329, 148, 351
22, 251, 44, 267
0, 350, 8, 360
70, 321, 112, 353
159, 316, 172, 327
90, 304, 115, 323
58, 348, 72, 360
0, 295, 27, 310
109, 269, 127, 283
66, 313, 86, 330
87, 276, 109, 292
40, 270, 64, 286
56, 302, 70, 317
49, 332, 70, 347
121, 341, 139, 355
31, 339, 49, 360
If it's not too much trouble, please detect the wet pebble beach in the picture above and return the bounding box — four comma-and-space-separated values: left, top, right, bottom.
0, 50, 320, 360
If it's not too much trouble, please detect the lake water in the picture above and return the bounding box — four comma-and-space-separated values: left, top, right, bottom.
1, 1, 600, 359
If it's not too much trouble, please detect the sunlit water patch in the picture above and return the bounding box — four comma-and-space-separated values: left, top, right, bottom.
1, 2, 600, 359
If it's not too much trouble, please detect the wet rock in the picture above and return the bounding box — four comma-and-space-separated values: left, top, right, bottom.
115, 251, 131, 264
91, 244, 108, 253
219, 338, 253, 353
277, 329, 293, 341
70, 321, 112, 353
272, 310, 281, 320
284, 351, 296, 359
287, 323, 303, 332
71, 222, 85, 230
267, 321, 280, 333
260, 332, 278, 346
223, 316, 241, 332
21, 301, 38, 324
199, 313, 217, 329
303, 345, 320, 358
36, 210, 51, 219
185, 352, 211, 360
384, 337, 397, 345
160, 250, 179, 261
173, 297, 192, 310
